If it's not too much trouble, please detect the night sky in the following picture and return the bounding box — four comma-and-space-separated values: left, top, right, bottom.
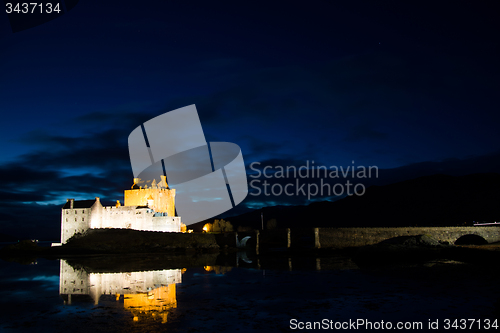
0, 1, 499, 239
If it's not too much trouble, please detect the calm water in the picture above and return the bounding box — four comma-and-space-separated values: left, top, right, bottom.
0, 254, 498, 332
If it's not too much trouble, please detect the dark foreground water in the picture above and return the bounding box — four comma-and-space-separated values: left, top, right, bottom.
0, 254, 498, 332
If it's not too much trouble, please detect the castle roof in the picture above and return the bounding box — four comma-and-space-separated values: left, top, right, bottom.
62, 199, 97, 209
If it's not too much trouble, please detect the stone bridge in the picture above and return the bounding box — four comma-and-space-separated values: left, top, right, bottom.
315, 226, 500, 249
215, 227, 500, 251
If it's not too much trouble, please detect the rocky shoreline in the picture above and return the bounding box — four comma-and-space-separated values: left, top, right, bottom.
0, 229, 220, 262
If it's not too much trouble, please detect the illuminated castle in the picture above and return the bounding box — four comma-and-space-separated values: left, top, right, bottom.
57, 176, 181, 244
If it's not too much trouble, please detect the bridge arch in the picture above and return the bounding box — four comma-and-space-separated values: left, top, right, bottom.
237, 236, 252, 248
454, 234, 488, 245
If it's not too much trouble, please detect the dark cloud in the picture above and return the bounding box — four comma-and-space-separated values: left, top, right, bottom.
0, 123, 137, 239
17, 128, 131, 171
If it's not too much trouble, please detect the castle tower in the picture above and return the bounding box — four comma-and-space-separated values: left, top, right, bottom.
146, 195, 154, 208
123, 176, 176, 217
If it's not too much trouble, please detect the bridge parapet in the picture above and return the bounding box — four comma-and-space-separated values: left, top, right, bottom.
315, 226, 500, 249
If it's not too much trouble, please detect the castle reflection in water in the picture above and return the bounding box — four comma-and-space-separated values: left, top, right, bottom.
59, 260, 182, 323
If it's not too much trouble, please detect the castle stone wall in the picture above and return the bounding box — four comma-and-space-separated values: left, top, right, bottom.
143, 216, 181, 232
61, 207, 92, 243
100, 206, 150, 229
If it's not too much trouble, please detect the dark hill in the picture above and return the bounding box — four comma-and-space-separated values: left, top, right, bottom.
0, 233, 17, 242
220, 173, 500, 229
